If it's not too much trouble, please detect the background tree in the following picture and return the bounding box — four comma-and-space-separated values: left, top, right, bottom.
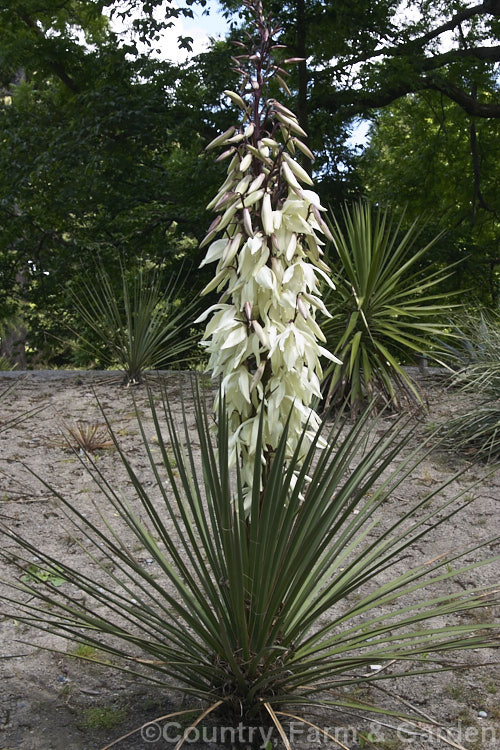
1, 0, 499, 365
216, 1, 499, 304
220, 0, 500, 181
0, 1, 233, 364
359, 78, 500, 305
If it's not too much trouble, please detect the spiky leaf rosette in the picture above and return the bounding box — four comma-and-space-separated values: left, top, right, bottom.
197, 0, 339, 502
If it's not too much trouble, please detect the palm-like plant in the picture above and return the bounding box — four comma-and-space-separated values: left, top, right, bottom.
322, 201, 457, 411
440, 404, 500, 461
72, 263, 199, 385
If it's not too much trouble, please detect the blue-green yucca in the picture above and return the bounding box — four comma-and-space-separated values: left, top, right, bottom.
1, 383, 499, 746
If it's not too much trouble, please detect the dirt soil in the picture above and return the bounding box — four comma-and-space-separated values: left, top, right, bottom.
0, 370, 498, 750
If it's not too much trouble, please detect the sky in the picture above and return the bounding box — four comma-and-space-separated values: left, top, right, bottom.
109, 0, 374, 144
111, 0, 466, 64
110, 1, 231, 62
154, 1, 230, 61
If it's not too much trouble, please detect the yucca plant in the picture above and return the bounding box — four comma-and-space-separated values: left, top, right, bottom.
443, 310, 500, 394
1, 385, 499, 747
439, 310, 500, 461
64, 420, 114, 454
440, 404, 500, 461
71, 263, 199, 385
195, 1, 341, 506
322, 202, 457, 412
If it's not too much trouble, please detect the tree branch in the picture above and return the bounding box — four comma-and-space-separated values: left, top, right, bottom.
331, 1, 498, 70
424, 45, 500, 65
311, 0, 500, 121
313, 71, 500, 119
19, 13, 79, 93
426, 78, 500, 117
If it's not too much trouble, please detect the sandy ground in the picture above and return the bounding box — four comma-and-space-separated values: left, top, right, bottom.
0, 370, 498, 750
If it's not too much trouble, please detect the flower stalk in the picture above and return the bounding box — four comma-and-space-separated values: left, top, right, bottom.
197, 0, 339, 508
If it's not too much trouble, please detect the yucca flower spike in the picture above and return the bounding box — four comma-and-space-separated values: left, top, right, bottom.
197, 0, 340, 509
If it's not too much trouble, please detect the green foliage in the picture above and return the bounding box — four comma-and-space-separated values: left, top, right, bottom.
0, 16, 230, 364
0, 65, 211, 363
20, 563, 66, 587
80, 705, 127, 731
2, 385, 498, 728
445, 311, 500, 396
360, 87, 500, 305
71, 264, 199, 383
322, 201, 456, 411
0, 0, 199, 87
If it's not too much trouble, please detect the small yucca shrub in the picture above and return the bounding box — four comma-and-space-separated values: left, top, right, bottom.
440, 404, 500, 461
72, 263, 198, 385
322, 201, 457, 412
64, 420, 113, 453
439, 310, 500, 461
444, 310, 500, 395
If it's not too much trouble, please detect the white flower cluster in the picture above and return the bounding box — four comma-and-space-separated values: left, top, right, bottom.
197, 95, 340, 502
